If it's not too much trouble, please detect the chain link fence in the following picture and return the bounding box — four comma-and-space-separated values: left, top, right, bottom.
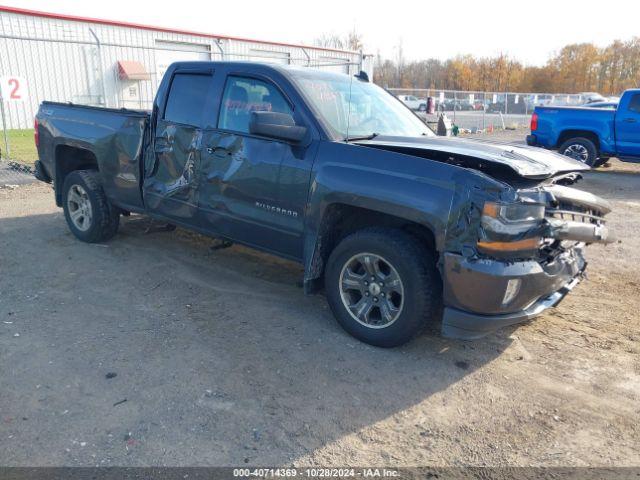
0, 8, 372, 186
388, 88, 600, 133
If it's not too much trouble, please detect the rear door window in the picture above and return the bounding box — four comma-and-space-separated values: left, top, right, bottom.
218, 76, 293, 134
163, 73, 213, 127
628, 94, 640, 113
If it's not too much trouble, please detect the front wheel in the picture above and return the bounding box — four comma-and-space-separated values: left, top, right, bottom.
325, 228, 441, 347
62, 170, 120, 243
558, 137, 598, 167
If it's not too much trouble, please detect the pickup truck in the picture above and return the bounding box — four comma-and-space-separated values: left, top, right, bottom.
527, 89, 640, 167
34, 61, 612, 347
397, 94, 427, 111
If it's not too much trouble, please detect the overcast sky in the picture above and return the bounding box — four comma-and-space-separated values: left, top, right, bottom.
6, 0, 639, 65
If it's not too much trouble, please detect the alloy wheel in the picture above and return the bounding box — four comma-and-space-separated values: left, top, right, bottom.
563, 144, 590, 163
67, 184, 93, 231
339, 252, 405, 329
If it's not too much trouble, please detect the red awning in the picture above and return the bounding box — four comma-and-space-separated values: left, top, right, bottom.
117, 60, 150, 81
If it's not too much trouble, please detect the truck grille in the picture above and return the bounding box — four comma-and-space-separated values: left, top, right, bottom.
540, 201, 608, 261
545, 206, 606, 226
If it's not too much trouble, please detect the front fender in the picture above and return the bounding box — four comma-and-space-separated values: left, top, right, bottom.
301, 142, 507, 289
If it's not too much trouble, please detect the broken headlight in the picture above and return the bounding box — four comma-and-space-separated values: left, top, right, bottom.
481, 201, 545, 235
478, 201, 545, 255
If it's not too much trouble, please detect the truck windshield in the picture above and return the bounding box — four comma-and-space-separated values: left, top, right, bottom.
292, 70, 434, 140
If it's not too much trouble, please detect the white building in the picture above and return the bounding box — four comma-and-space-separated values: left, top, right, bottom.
0, 6, 373, 128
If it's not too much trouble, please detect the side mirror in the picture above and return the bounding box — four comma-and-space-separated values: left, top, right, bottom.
249, 111, 307, 143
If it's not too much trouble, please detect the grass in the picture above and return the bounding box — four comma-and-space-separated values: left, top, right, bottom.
1, 129, 38, 165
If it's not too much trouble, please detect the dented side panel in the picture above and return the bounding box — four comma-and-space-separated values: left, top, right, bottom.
143, 120, 202, 221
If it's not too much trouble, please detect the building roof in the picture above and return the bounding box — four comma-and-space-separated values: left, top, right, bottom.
0, 5, 361, 56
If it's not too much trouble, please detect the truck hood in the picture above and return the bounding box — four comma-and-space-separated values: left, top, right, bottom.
354, 135, 590, 179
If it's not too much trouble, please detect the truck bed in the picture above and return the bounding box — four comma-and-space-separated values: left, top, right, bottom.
36, 102, 150, 212
531, 105, 616, 156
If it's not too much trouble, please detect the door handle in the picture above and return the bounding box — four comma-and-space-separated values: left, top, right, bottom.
623, 118, 637, 123
206, 146, 228, 155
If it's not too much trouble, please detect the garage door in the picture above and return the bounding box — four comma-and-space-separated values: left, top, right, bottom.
154, 40, 211, 83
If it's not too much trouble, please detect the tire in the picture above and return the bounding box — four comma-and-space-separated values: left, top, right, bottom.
558, 137, 598, 167
62, 170, 120, 243
418, 104, 427, 112
325, 228, 441, 347
594, 158, 610, 168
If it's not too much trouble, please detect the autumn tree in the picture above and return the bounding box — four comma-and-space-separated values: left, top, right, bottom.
371, 37, 640, 95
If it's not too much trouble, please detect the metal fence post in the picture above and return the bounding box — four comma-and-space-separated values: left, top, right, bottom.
482, 91, 486, 131
453, 90, 456, 124
301, 47, 310, 66
214, 39, 225, 60
88, 28, 108, 107
0, 93, 10, 160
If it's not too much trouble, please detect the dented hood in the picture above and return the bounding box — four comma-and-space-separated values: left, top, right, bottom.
354, 135, 590, 179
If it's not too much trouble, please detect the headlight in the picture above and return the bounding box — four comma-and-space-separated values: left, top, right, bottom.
478, 201, 545, 255
481, 201, 545, 235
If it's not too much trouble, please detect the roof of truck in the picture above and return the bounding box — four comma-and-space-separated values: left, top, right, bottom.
169, 61, 358, 81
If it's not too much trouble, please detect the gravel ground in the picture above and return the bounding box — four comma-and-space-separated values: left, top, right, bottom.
0, 160, 639, 467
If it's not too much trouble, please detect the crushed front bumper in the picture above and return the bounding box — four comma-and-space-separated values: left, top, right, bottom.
441, 247, 586, 340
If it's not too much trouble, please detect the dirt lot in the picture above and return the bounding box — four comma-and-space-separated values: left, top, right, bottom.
1, 161, 639, 467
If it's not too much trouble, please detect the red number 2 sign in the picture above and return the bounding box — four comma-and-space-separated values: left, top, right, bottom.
8, 78, 21, 99
1, 76, 27, 102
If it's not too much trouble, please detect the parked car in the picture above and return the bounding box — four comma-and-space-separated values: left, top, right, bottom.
584, 101, 618, 109
472, 100, 487, 111
487, 97, 528, 114
397, 94, 427, 111
457, 99, 473, 111
34, 61, 611, 347
527, 89, 640, 166
579, 92, 607, 104
438, 99, 471, 111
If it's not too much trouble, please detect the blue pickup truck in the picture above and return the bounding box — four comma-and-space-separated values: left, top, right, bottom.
527, 89, 640, 166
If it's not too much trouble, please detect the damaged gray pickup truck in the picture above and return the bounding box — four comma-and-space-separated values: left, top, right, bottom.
34, 61, 612, 347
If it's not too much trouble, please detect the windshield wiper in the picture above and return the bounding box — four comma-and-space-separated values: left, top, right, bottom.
344, 133, 379, 142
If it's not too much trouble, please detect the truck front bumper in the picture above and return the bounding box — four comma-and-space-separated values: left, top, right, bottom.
441, 247, 586, 340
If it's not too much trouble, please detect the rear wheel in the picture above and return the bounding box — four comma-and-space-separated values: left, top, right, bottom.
558, 137, 598, 167
325, 228, 441, 347
62, 170, 119, 243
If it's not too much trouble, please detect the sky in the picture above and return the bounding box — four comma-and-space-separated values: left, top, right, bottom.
4, 0, 639, 66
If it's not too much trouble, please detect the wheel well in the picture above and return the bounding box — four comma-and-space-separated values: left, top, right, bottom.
557, 130, 600, 151
308, 204, 436, 290
54, 145, 98, 206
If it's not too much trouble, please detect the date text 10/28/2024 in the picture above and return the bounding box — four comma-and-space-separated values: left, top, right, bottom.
233, 468, 400, 478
